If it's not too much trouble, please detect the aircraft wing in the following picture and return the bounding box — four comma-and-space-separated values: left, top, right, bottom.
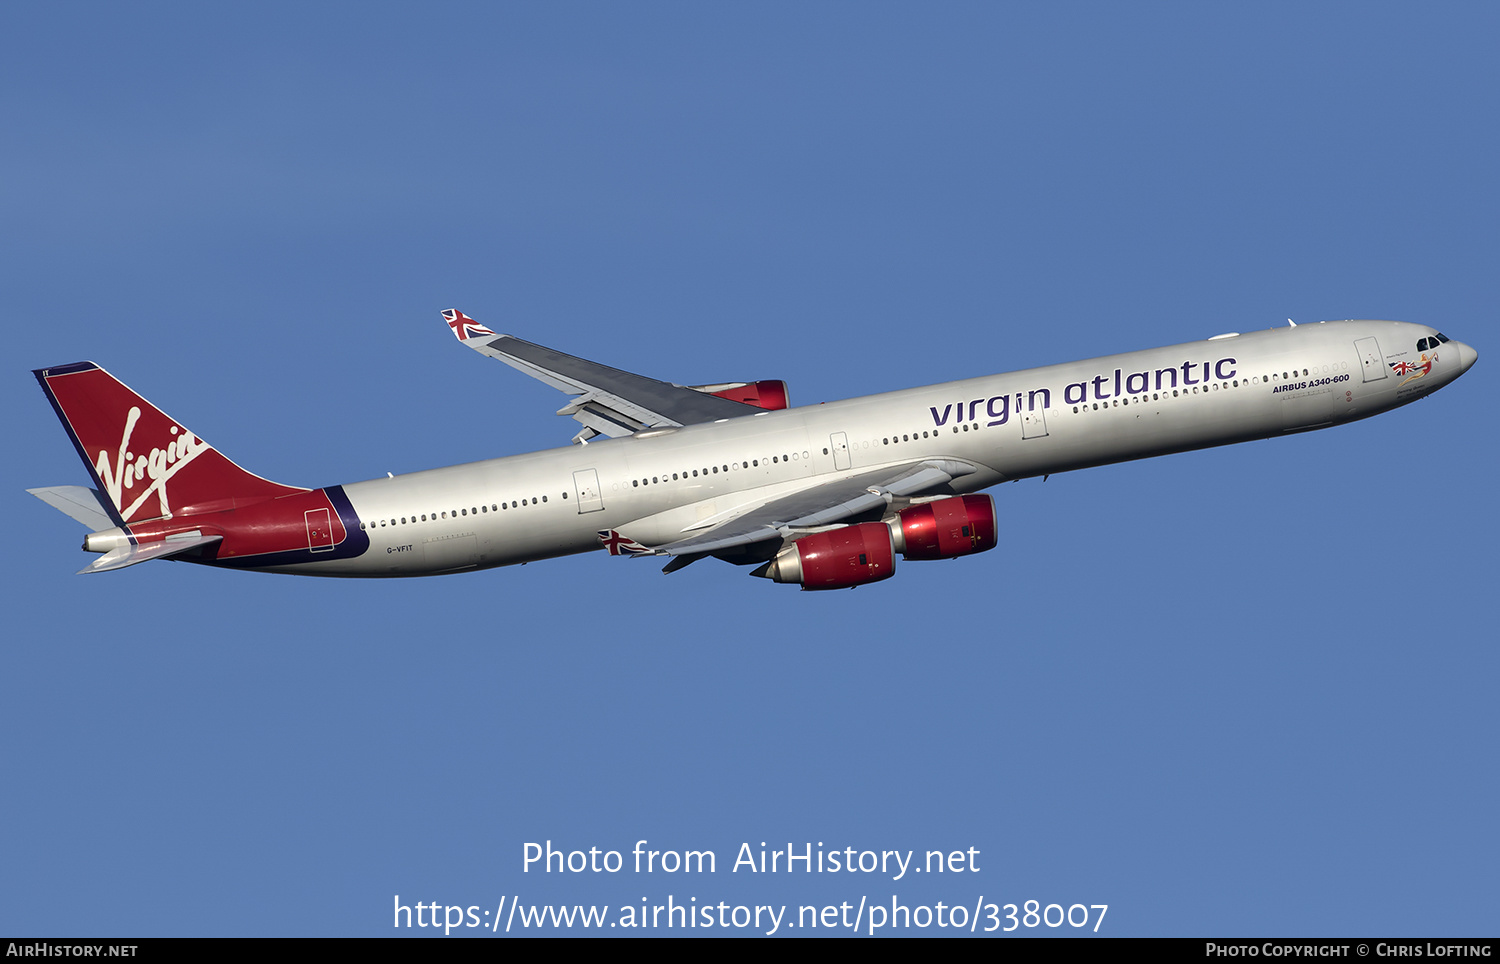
442, 310, 758, 441
654, 458, 979, 561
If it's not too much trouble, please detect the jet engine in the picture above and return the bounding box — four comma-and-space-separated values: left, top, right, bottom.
752, 522, 895, 590
890, 494, 997, 560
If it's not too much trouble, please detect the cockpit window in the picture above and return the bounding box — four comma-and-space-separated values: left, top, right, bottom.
1436, 332, 1450, 344
1418, 338, 1429, 351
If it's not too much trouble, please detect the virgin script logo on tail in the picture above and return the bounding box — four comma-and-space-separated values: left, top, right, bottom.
95, 406, 211, 521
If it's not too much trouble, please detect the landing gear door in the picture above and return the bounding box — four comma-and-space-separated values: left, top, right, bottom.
573, 469, 604, 513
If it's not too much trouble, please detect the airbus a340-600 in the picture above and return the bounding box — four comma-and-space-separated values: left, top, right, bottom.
30, 312, 1476, 589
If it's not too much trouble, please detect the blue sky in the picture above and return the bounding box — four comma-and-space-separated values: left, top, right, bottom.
4, 2, 1495, 937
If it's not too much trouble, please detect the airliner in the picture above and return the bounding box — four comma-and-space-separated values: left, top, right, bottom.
30, 313, 1476, 589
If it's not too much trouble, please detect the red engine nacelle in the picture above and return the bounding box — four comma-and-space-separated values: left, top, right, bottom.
754, 522, 895, 590
702, 380, 790, 411
891, 495, 997, 560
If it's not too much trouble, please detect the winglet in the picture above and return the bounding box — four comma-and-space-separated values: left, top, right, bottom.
441, 308, 496, 342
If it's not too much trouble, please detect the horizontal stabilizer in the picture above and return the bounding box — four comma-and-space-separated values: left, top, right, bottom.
78, 532, 222, 575
28, 485, 114, 531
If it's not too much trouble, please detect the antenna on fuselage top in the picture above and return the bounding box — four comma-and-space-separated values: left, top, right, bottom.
1287, 318, 1297, 327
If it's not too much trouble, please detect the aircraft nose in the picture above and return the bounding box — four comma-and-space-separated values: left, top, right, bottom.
1455, 340, 1478, 374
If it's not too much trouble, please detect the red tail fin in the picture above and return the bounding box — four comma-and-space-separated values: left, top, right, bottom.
34, 362, 305, 525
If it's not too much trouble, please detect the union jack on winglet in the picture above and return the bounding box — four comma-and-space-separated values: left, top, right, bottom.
442, 309, 496, 342
598, 530, 651, 556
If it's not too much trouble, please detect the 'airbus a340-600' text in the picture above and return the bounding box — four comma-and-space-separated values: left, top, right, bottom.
30, 313, 1476, 589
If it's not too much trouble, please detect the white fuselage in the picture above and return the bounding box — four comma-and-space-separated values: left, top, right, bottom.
305, 320, 1468, 576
